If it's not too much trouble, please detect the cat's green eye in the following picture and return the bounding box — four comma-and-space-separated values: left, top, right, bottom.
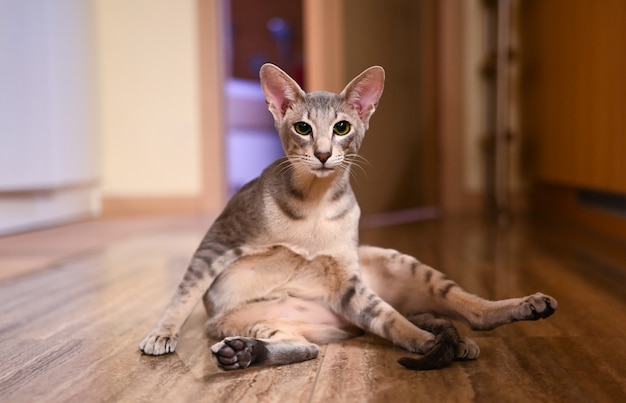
294, 122, 312, 136
333, 121, 351, 136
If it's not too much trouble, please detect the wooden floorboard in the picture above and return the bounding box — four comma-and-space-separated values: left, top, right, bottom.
1, 215, 625, 402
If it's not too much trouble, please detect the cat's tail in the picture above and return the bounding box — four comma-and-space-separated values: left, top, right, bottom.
397, 314, 459, 371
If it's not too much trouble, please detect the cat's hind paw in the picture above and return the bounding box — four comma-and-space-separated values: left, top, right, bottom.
211, 337, 262, 370
139, 331, 179, 355
456, 337, 480, 360
518, 293, 558, 321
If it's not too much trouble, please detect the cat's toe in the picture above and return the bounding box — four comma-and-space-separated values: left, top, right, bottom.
211, 337, 258, 370
139, 332, 178, 355
518, 293, 558, 321
455, 337, 479, 361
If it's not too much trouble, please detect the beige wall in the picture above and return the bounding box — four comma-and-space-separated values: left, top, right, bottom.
95, 0, 226, 214
96, 0, 201, 197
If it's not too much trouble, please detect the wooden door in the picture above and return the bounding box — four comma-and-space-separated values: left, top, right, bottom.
520, 0, 626, 238
520, 0, 626, 193
305, 0, 441, 219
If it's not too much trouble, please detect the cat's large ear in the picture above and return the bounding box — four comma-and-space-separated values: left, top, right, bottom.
260, 63, 305, 121
341, 66, 385, 122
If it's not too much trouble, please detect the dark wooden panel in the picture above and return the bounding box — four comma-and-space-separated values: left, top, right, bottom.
532, 183, 626, 241
520, 0, 626, 193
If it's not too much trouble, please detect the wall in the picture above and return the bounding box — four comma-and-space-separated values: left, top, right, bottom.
347, 0, 433, 216
91, 0, 490, 219
303, 0, 345, 93
95, 0, 226, 215
96, 0, 200, 198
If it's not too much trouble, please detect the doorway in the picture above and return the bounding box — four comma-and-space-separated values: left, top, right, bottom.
221, 0, 440, 219
223, 0, 304, 195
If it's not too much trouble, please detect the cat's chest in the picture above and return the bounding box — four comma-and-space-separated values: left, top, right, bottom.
263, 194, 359, 258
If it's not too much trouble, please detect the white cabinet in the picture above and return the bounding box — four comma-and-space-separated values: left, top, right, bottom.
0, 1, 99, 234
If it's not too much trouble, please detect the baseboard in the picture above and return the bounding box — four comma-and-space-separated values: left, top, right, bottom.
0, 185, 99, 235
101, 196, 207, 217
533, 183, 626, 241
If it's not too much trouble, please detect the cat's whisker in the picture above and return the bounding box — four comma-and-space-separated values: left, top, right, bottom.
345, 156, 369, 179
276, 158, 292, 169
348, 167, 363, 187
274, 156, 300, 176
274, 163, 292, 177
345, 154, 369, 166
335, 160, 362, 187
276, 156, 291, 165
349, 158, 371, 177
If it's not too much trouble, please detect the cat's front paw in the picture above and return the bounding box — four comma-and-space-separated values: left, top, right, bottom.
139, 330, 179, 355
211, 337, 261, 370
407, 333, 436, 354
517, 293, 558, 321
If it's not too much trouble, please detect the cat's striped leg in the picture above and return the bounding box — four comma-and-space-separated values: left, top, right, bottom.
139, 244, 244, 355
331, 271, 437, 355
358, 245, 557, 331
438, 289, 558, 331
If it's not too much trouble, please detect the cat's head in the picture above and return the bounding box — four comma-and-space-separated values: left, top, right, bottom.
260, 64, 385, 178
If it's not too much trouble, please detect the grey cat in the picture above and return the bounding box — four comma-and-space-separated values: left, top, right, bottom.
139, 64, 557, 370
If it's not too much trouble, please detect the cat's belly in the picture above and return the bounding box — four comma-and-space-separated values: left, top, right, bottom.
205, 245, 311, 309
204, 245, 358, 341
206, 294, 359, 344
242, 296, 349, 328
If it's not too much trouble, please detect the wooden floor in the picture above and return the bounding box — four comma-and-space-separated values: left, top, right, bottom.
1, 214, 626, 402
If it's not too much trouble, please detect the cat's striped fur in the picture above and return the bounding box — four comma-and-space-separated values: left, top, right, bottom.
139, 64, 557, 370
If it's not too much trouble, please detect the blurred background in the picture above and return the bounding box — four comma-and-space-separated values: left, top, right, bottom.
0, 0, 624, 241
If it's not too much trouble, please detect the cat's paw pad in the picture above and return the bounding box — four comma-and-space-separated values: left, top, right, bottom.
211, 337, 260, 370
139, 331, 178, 355
456, 337, 480, 360
518, 293, 558, 321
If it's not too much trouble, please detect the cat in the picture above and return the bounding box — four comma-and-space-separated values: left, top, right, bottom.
139, 63, 557, 370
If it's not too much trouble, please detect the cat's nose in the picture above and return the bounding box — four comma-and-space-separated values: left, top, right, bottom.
314, 151, 332, 164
